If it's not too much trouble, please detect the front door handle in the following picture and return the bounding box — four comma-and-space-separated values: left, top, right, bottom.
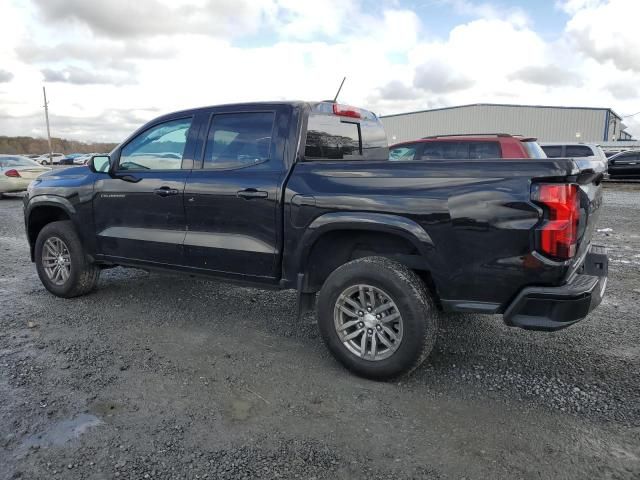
154, 187, 179, 197
237, 188, 268, 199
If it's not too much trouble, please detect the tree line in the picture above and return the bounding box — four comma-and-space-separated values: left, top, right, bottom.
0, 136, 118, 155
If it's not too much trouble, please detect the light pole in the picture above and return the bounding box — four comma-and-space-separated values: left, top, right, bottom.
43, 86, 53, 164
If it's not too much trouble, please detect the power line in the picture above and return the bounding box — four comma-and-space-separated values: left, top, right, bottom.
622, 110, 640, 118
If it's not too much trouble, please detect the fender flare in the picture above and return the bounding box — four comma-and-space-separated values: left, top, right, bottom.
25, 195, 78, 259
295, 211, 437, 276
25, 195, 77, 220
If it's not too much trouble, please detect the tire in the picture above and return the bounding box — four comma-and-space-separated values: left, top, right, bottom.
317, 256, 438, 380
35, 220, 100, 298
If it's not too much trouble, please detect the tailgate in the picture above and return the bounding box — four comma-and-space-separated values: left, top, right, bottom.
570, 158, 606, 273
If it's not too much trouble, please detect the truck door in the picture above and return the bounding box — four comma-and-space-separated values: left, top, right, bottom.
93, 116, 195, 265
183, 105, 290, 279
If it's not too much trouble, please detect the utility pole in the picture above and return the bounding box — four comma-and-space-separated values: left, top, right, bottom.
42, 86, 53, 164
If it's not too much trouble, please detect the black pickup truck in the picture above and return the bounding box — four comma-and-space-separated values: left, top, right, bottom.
23, 101, 608, 379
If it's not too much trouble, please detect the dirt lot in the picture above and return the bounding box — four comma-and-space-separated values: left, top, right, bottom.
1, 183, 639, 479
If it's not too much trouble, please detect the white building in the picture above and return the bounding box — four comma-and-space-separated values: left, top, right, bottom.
380, 103, 634, 144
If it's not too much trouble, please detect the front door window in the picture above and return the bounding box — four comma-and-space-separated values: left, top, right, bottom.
119, 118, 192, 171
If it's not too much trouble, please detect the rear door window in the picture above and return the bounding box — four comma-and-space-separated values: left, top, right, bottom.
565, 145, 594, 157
389, 145, 419, 161
421, 142, 469, 160
203, 112, 275, 170
541, 146, 563, 158
469, 142, 500, 159
613, 152, 640, 164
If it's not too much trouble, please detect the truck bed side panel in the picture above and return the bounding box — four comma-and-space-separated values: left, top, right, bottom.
284, 159, 579, 309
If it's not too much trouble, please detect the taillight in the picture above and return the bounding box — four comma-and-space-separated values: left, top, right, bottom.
532, 183, 580, 260
333, 103, 361, 118
4, 169, 20, 178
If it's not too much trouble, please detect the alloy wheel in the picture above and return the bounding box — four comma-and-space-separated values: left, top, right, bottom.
333, 284, 403, 361
42, 236, 71, 285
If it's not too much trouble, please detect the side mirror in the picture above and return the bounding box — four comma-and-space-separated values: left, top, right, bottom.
88, 155, 111, 173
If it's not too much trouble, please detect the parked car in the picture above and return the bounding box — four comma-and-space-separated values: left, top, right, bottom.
23, 101, 608, 379
77, 153, 100, 165
37, 153, 66, 165
607, 150, 640, 179
0, 155, 51, 196
59, 153, 85, 165
540, 143, 607, 164
389, 133, 547, 161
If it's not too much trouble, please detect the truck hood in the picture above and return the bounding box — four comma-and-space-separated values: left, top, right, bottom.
37, 165, 91, 179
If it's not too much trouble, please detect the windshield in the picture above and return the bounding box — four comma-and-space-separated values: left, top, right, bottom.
522, 141, 547, 159
0, 156, 41, 167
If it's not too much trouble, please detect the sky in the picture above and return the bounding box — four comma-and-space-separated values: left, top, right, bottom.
0, 0, 639, 143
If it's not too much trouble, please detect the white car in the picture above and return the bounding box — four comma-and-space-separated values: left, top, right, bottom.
539, 143, 607, 164
37, 153, 66, 165
75, 153, 98, 165
0, 155, 51, 196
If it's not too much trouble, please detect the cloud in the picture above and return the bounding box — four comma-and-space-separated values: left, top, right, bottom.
0, 107, 159, 142
0, 69, 13, 83
413, 60, 474, 94
41, 66, 135, 85
275, 0, 359, 39
31, 0, 275, 38
17, 39, 179, 65
556, 0, 606, 15
509, 65, 582, 86
564, 0, 640, 72
378, 81, 421, 101
443, 0, 530, 26
607, 82, 638, 101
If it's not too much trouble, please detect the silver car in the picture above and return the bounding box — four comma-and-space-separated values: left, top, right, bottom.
539, 142, 608, 163
0, 155, 51, 196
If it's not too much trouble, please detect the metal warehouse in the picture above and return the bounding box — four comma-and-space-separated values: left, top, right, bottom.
380, 103, 633, 144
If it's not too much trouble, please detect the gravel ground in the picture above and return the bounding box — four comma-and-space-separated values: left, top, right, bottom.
1, 183, 639, 479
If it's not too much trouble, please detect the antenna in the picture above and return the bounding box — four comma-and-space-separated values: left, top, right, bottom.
332, 76, 346, 103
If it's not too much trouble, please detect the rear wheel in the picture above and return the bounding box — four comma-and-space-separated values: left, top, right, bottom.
317, 256, 438, 380
35, 220, 100, 298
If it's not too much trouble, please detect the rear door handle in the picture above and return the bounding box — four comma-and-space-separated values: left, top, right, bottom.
237, 188, 268, 199
154, 187, 180, 197
291, 194, 316, 207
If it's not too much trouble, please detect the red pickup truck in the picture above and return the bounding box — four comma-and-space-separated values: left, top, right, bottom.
389, 133, 547, 160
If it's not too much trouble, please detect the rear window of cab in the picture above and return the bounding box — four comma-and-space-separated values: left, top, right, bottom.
304, 104, 388, 161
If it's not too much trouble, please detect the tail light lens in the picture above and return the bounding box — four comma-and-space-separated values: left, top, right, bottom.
4, 169, 20, 178
532, 183, 580, 260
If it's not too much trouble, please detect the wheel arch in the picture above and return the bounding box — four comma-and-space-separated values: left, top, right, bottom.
296, 212, 438, 293
25, 196, 76, 261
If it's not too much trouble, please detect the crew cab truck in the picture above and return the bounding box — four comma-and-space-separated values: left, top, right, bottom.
23, 101, 608, 379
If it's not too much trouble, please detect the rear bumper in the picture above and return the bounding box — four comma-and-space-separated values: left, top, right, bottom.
503, 245, 608, 331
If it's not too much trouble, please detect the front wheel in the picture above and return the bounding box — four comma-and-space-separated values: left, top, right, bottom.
35, 220, 100, 298
317, 257, 438, 380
